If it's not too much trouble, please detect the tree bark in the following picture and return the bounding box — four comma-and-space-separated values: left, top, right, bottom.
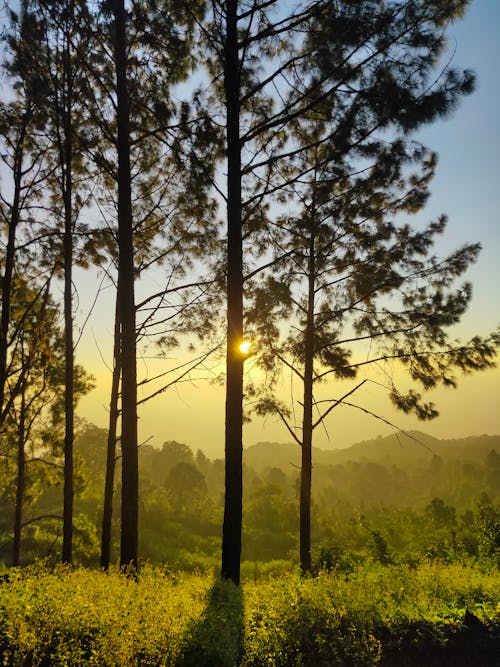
62, 2, 75, 564
12, 381, 26, 567
221, 0, 244, 586
112, 0, 139, 573
300, 224, 316, 574
100, 296, 121, 570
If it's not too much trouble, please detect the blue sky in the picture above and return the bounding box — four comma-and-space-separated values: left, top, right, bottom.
415, 0, 500, 336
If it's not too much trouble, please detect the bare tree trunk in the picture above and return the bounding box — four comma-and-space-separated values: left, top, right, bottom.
112, 0, 138, 573
221, 0, 244, 586
62, 2, 75, 564
300, 226, 316, 574
12, 380, 26, 567
100, 297, 121, 570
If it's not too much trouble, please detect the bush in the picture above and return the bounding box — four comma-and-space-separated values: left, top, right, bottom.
311, 542, 355, 575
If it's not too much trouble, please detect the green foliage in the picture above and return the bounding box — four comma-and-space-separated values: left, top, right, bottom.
244, 575, 382, 666
368, 529, 392, 566
1, 562, 498, 666
243, 483, 298, 561
166, 462, 208, 513
0, 564, 209, 667
475, 495, 500, 564
311, 542, 354, 576
3, 426, 499, 571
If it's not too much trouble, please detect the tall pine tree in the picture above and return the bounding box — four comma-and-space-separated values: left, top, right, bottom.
245, 0, 499, 573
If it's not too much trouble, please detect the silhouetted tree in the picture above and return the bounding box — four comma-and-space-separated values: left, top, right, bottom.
86, 0, 216, 569
205, 0, 350, 586
27, 0, 95, 565
2, 277, 92, 565
107, 0, 139, 572
244, 0, 499, 572
100, 297, 121, 570
203, 0, 484, 583
0, 4, 49, 428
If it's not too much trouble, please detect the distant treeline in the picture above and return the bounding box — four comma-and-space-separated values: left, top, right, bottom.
1, 424, 498, 570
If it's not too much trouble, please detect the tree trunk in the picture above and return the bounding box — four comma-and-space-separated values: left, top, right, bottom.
100, 296, 121, 570
112, 0, 138, 573
300, 226, 316, 574
62, 6, 75, 564
0, 122, 26, 427
12, 381, 26, 567
221, 0, 244, 586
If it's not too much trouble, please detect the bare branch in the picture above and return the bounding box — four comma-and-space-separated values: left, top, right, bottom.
312, 379, 368, 430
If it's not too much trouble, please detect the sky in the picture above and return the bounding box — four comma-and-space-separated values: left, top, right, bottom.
72, 1, 500, 457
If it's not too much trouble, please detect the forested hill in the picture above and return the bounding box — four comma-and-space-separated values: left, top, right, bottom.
244, 432, 500, 471
2, 422, 499, 568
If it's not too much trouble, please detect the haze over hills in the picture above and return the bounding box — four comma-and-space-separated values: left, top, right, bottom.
244, 431, 500, 472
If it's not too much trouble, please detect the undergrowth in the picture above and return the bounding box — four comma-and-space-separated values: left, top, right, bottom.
0, 561, 499, 666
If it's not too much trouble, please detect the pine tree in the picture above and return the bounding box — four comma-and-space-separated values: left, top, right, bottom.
26, 0, 95, 565
245, 0, 499, 573
86, 0, 216, 570
0, 3, 49, 429
204, 0, 478, 584
104, 0, 138, 572
204, 0, 343, 586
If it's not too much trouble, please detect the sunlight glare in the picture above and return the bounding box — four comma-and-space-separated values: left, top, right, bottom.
239, 340, 251, 355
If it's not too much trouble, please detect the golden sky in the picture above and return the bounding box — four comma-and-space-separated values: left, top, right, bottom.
76, 323, 500, 458
73, 2, 500, 457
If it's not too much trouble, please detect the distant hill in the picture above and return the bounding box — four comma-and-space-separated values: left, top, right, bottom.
244, 432, 500, 472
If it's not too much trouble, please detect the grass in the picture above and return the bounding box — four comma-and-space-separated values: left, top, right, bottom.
0, 561, 499, 666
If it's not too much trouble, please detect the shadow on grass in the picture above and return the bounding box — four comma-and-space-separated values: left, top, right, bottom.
177, 579, 244, 667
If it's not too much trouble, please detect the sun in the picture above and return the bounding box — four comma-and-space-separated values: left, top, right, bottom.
239, 340, 251, 355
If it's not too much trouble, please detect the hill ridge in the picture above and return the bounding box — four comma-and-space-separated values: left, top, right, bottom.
244, 432, 500, 471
